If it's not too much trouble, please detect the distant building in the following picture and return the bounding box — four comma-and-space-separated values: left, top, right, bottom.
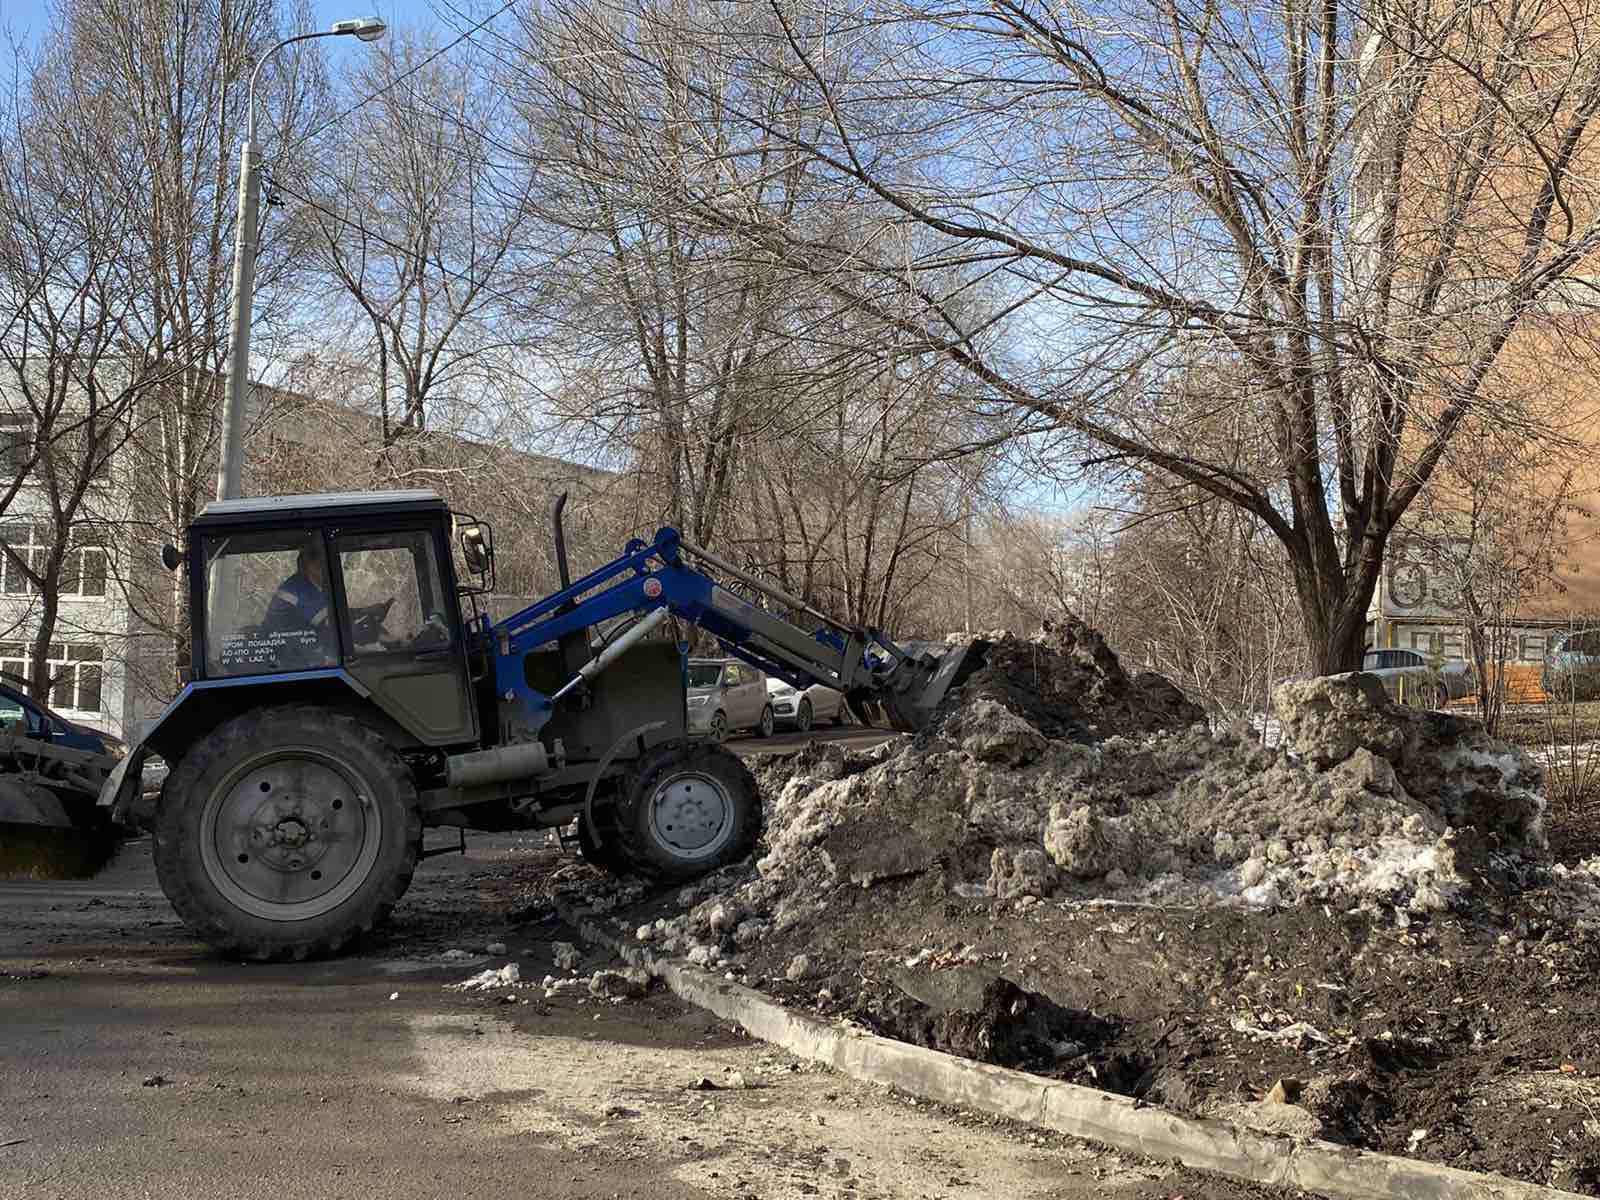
0, 362, 623, 739
0, 361, 151, 736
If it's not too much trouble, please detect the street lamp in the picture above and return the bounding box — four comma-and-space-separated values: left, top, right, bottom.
215, 16, 388, 502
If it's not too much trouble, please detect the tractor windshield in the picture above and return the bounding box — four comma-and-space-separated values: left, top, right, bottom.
203, 531, 337, 677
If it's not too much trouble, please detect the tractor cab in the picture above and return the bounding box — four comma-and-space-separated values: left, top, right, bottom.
188, 491, 488, 746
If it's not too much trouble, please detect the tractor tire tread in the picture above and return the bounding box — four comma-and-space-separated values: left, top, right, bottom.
577, 801, 631, 875
612, 739, 761, 882
155, 704, 420, 962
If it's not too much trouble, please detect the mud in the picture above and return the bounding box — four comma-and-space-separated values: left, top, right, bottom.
578, 866, 1600, 1192
551, 629, 1600, 1192
938, 617, 1206, 743
0, 822, 122, 880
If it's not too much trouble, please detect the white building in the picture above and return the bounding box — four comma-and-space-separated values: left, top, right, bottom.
0, 360, 152, 737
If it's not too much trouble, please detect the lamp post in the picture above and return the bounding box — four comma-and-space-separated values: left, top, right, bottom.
215, 16, 387, 502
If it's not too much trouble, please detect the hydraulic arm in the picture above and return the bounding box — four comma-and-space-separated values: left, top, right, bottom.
479, 524, 980, 737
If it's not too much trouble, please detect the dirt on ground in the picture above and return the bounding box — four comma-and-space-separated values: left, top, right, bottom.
2, 834, 1323, 1200
544, 624, 1600, 1194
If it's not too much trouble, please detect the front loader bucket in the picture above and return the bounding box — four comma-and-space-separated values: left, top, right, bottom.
848, 639, 991, 733
0, 779, 120, 879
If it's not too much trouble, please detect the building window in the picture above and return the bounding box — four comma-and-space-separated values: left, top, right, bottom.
63, 543, 107, 597
0, 642, 26, 690
0, 528, 107, 599
0, 524, 42, 595
0, 640, 104, 714
0, 416, 33, 474
51, 643, 102, 712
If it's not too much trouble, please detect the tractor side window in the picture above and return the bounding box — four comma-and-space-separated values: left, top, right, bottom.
334, 530, 452, 656
204, 531, 338, 678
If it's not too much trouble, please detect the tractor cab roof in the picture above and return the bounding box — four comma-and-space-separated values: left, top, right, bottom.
192, 490, 448, 530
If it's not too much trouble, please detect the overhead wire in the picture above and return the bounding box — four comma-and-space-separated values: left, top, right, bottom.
291, 0, 523, 149
266, 4, 983, 453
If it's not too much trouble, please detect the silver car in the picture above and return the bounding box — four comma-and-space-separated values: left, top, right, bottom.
1543, 629, 1600, 701
686, 658, 772, 741
765, 676, 849, 732
1360, 649, 1474, 708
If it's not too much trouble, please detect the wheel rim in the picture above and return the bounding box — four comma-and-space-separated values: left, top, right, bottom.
797, 701, 811, 732
199, 748, 381, 921
646, 770, 735, 862
712, 713, 727, 742
760, 707, 774, 737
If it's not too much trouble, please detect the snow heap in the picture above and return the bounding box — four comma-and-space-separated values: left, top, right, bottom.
688, 633, 1552, 954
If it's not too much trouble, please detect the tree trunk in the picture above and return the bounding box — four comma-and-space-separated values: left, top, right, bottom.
1294, 572, 1375, 676
28, 587, 59, 705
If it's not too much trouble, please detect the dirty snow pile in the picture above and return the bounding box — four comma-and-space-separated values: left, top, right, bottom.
648, 620, 1572, 966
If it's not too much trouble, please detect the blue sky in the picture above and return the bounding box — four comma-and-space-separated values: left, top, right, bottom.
0, 0, 1099, 518
2, 0, 467, 63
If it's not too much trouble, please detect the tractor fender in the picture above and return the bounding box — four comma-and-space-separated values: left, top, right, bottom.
98, 669, 376, 817
582, 720, 667, 849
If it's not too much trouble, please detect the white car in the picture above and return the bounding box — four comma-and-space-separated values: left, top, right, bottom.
765, 676, 849, 732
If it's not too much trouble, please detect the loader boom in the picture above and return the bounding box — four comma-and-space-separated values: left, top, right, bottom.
484, 524, 974, 736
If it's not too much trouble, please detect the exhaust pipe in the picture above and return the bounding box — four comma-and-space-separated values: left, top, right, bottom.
551, 491, 573, 594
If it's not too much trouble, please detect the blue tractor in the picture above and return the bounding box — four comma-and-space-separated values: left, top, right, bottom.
99, 490, 981, 959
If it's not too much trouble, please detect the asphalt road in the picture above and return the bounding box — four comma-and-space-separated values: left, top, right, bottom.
0, 836, 1270, 1200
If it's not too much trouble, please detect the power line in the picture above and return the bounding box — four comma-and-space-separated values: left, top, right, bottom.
295, 0, 522, 148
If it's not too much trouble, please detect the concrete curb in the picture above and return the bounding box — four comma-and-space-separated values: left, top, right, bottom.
557, 900, 1586, 1200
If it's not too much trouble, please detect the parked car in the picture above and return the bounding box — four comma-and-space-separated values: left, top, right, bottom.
686, 658, 772, 741
765, 676, 849, 732
1543, 629, 1600, 700
0, 679, 123, 757
1359, 649, 1474, 707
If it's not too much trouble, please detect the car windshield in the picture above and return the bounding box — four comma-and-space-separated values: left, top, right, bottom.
687, 664, 723, 688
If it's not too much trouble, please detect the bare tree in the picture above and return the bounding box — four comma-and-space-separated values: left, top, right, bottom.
0, 40, 179, 705
529, 0, 1600, 673
1406, 419, 1583, 734
32, 0, 331, 712
288, 30, 540, 474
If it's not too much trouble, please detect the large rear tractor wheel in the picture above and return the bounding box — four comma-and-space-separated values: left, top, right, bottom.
614, 741, 761, 882
154, 705, 421, 961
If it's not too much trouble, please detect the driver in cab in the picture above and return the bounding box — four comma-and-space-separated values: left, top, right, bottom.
264, 544, 331, 635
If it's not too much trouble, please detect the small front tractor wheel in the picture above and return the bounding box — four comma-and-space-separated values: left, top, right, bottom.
614, 741, 761, 881
154, 705, 421, 961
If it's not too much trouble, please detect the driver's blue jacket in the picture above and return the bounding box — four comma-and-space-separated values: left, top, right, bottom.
264, 571, 328, 630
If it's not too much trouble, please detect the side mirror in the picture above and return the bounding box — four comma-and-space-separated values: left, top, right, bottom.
160, 543, 183, 571
460, 524, 491, 575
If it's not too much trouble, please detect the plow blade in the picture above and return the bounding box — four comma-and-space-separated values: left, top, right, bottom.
848, 639, 992, 733
0, 779, 120, 879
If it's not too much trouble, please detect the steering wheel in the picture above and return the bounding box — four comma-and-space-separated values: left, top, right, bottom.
351, 596, 396, 642
411, 611, 450, 651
